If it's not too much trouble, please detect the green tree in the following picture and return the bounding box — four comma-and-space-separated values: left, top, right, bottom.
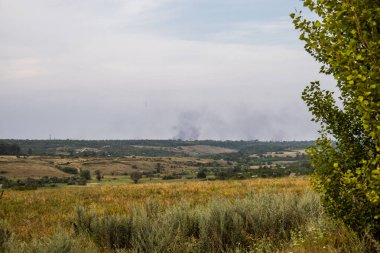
80, 169, 91, 180
0, 142, 20, 155
95, 170, 102, 181
196, 169, 207, 179
130, 171, 142, 184
291, 0, 380, 239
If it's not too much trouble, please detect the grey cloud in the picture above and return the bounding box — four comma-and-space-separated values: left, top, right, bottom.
0, 0, 332, 140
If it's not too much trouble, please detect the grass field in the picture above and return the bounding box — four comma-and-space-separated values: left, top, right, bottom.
0, 177, 370, 252
0, 157, 70, 178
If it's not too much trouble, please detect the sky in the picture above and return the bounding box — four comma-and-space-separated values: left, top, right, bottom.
0, 0, 335, 140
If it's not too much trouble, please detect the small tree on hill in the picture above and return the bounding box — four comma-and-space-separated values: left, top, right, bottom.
130, 171, 142, 184
292, 0, 380, 239
95, 170, 102, 181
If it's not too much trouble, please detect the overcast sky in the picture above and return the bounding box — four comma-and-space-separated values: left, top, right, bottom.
0, 0, 334, 140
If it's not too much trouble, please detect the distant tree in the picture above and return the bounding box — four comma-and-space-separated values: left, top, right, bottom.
0, 142, 20, 155
27, 148, 32, 156
292, 0, 380, 239
155, 163, 162, 173
80, 169, 91, 180
95, 170, 102, 181
196, 169, 207, 179
233, 165, 242, 173
130, 171, 143, 184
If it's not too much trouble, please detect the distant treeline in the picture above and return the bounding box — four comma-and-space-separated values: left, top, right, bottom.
0, 141, 21, 155
0, 139, 314, 157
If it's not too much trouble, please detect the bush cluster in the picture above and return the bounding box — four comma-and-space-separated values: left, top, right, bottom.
56, 166, 78, 175
1, 176, 87, 190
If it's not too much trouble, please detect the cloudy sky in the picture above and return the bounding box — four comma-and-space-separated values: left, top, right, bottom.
0, 0, 334, 140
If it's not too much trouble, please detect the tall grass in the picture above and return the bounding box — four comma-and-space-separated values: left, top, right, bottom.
0, 178, 310, 240
0, 224, 97, 253
0, 220, 12, 252
70, 191, 326, 252
1, 178, 377, 252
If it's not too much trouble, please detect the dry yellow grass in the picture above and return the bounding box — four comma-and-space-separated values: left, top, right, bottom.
0, 156, 69, 178
0, 177, 310, 241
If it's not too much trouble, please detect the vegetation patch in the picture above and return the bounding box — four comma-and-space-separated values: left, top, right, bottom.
56, 166, 78, 175
0, 179, 375, 252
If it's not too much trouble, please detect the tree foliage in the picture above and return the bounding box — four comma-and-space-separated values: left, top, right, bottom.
80, 169, 91, 180
130, 171, 143, 184
95, 170, 102, 181
196, 169, 207, 179
0, 141, 20, 155
292, 0, 380, 238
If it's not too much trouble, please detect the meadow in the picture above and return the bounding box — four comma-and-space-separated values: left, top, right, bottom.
0, 141, 373, 252
0, 178, 368, 253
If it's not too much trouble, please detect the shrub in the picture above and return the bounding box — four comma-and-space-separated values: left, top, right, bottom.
162, 174, 181, 180
79, 170, 91, 180
57, 166, 78, 175
196, 170, 207, 179
94, 170, 102, 181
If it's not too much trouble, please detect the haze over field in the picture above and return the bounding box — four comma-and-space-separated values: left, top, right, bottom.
0, 0, 334, 140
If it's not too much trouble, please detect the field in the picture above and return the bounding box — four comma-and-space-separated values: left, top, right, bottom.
0, 155, 224, 179
0, 141, 371, 252
0, 177, 367, 253
0, 156, 69, 178
0, 140, 315, 183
